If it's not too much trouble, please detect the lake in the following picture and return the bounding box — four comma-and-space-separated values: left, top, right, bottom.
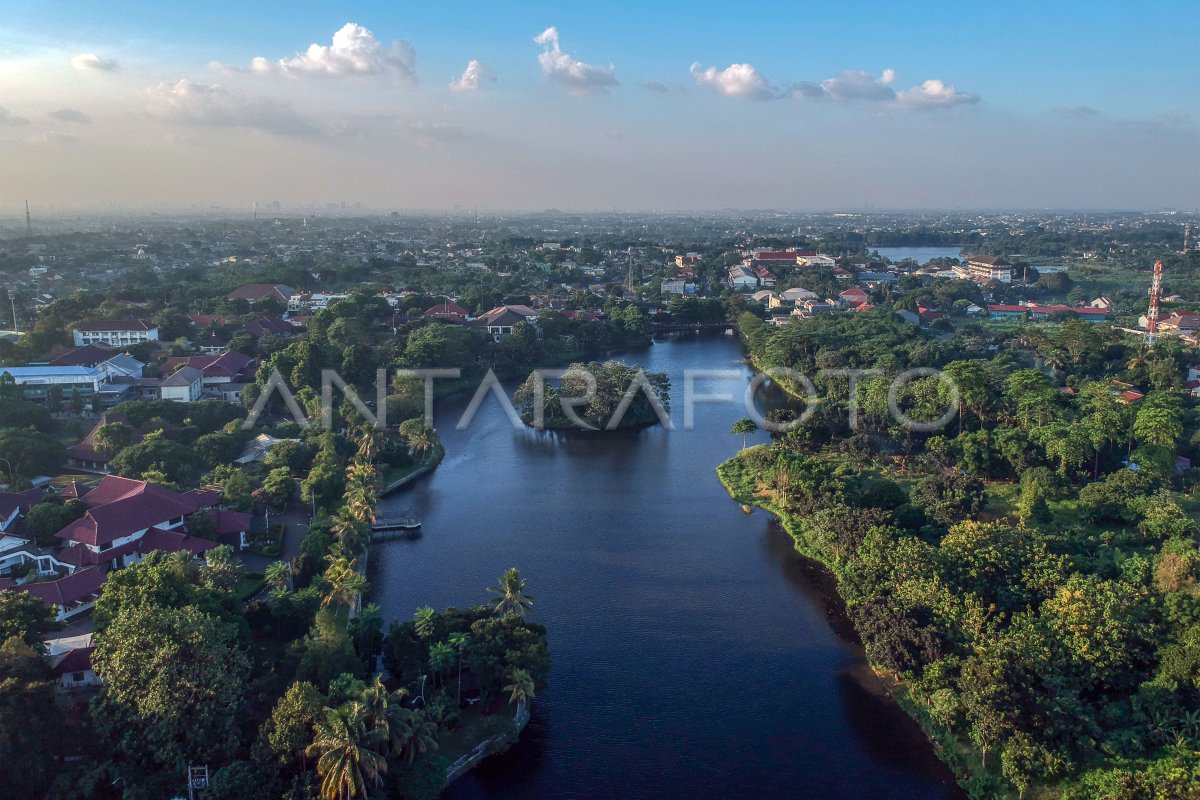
371, 335, 964, 800
874, 246, 964, 264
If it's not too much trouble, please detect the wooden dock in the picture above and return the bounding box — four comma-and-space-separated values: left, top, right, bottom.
370, 509, 421, 541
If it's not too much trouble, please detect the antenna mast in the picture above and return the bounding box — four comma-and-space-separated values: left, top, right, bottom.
25, 200, 31, 234
1146, 259, 1163, 346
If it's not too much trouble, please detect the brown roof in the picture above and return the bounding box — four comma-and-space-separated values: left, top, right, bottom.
50, 344, 115, 367
226, 284, 293, 304
74, 318, 155, 332
16, 567, 106, 610
56, 476, 203, 547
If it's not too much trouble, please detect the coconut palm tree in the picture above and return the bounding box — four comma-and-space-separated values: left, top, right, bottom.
504, 668, 536, 706
330, 512, 369, 556
448, 631, 470, 705
321, 555, 367, 611
306, 703, 387, 800
264, 560, 293, 592
488, 567, 534, 618
407, 428, 434, 460
399, 711, 439, 764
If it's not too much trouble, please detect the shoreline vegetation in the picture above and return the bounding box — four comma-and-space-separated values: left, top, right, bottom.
513, 359, 671, 431
721, 309, 1200, 800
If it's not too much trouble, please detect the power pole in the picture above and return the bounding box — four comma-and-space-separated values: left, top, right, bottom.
10, 294, 17, 334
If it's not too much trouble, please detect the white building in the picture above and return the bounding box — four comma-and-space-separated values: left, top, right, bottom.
159, 366, 203, 403
72, 319, 159, 348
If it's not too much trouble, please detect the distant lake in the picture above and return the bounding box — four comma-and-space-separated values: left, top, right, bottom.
874, 246, 963, 264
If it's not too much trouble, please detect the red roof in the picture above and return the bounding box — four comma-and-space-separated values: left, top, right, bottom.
16, 567, 106, 610
56, 476, 203, 547
53, 646, 95, 676
188, 314, 228, 328
423, 302, 469, 318
160, 351, 254, 381
50, 344, 115, 367
226, 284, 292, 305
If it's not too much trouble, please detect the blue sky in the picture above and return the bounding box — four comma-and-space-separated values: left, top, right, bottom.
1, 2, 1197, 210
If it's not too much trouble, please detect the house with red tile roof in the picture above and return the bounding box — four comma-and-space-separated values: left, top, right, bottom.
226, 283, 293, 306
53, 475, 223, 572
66, 413, 142, 472
423, 302, 471, 322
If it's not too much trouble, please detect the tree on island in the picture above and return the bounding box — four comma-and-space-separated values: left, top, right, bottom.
732, 417, 758, 450
489, 567, 534, 619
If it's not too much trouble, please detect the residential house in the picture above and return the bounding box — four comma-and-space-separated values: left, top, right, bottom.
158, 365, 204, 403
753, 267, 778, 288
423, 302, 471, 322
727, 266, 759, 290
226, 283, 293, 306
475, 305, 538, 341
72, 318, 159, 348
52, 645, 102, 689
66, 412, 142, 472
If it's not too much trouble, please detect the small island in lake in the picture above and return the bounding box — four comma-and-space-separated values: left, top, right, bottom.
514, 360, 671, 430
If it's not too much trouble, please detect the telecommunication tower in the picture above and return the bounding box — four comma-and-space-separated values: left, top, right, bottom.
1146, 259, 1164, 346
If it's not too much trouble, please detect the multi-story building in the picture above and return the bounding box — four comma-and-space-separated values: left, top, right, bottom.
72, 318, 159, 347
962, 255, 1014, 285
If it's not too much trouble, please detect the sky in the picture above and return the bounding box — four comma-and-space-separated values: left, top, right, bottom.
1, 1, 1197, 212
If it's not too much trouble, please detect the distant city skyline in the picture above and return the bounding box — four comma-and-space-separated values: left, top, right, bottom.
1, 1, 1197, 211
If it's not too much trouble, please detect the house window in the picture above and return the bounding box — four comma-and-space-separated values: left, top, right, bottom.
98, 541, 112, 552
72, 672, 84, 682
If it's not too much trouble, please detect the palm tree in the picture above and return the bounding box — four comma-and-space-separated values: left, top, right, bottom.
321, 555, 368, 611
399, 711, 439, 764
448, 631, 470, 705
354, 427, 383, 462
488, 567, 534, 618
504, 668, 536, 706
330, 512, 369, 556
408, 428, 434, 460
412, 606, 437, 639
428, 641, 455, 692
359, 676, 414, 756
306, 703, 387, 800
264, 560, 293, 592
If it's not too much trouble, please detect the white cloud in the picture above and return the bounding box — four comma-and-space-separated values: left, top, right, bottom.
143, 79, 317, 137
533, 27, 616, 94
790, 70, 896, 101
71, 53, 119, 72
240, 22, 416, 83
690, 62, 775, 99
450, 60, 495, 92
894, 79, 979, 109
0, 107, 30, 126
49, 108, 91, 124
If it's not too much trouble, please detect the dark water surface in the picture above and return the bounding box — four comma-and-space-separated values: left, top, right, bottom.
371, 335, 964, 800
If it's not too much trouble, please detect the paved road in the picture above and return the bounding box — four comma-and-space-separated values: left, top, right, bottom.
238, 500, 312, 574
